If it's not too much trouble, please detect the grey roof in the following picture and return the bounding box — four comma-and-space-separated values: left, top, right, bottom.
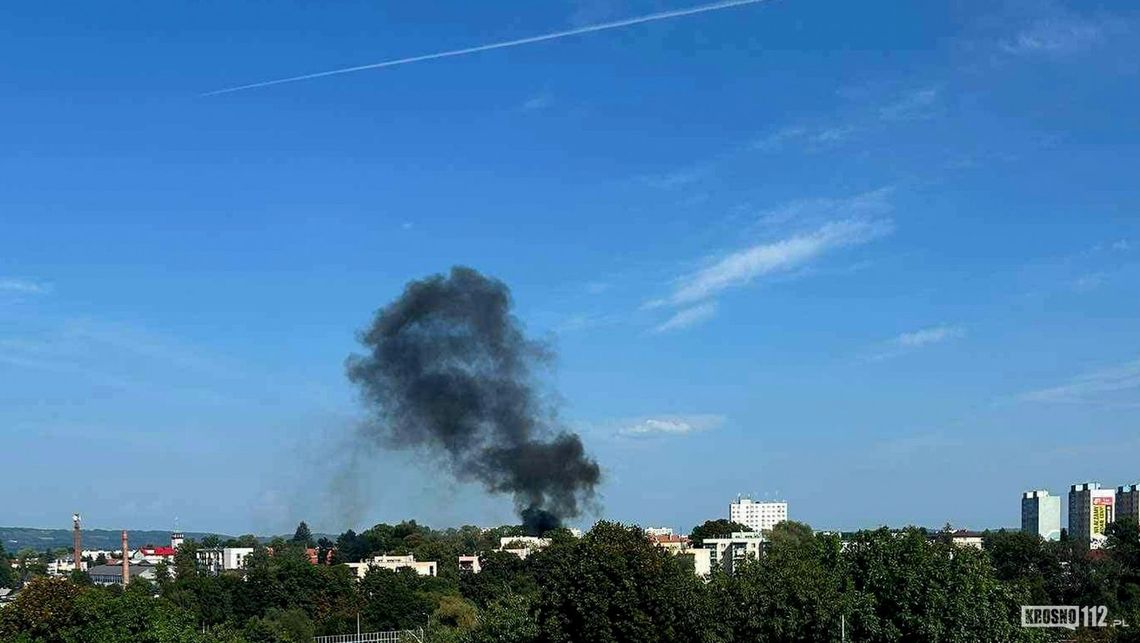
87, 564, 151, 578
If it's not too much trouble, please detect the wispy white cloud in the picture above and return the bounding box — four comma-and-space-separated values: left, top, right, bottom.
752, 126, 807, 152
554, 311, 627, 333
756, 188, 894, 229
867, 324, 965, 361
809, 125, 857, 144
0, 278, 52, 295
752, 124, 856, 152
1001, 15, 1116, 56
1089, 239, 1130, 253
619, 414, 725, 437
654, 301, 717, 333
660, 217, 892, 308
521, 93, 553, 111
753, 86, 941, 154
896, 325, 966, 348
879, 87, 940, 122
1020, 358, 1140, 405
646, 191, 894, 331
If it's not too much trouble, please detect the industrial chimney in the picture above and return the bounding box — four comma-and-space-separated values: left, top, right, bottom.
121, 530, 130, 586
72, 513, 82, 574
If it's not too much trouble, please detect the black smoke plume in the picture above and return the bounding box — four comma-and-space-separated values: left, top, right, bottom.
346, 266, 601, 535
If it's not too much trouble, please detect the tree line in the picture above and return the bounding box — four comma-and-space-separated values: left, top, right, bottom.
2, 518, 1139, 642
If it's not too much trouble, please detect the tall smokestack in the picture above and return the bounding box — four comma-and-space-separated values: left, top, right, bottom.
121, 530, 129, 586
72, 513, 82, 575
346, 267, 601, 534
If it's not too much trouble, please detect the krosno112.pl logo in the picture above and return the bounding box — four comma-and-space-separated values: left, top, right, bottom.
1021, 606, 1111, 630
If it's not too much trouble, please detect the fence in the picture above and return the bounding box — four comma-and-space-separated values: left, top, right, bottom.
313, 628, 424, 643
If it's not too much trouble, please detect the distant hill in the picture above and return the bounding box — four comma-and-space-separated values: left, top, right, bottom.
0, 527, 233, 552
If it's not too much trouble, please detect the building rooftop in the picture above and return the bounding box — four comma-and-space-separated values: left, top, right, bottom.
86, 564, 152, 578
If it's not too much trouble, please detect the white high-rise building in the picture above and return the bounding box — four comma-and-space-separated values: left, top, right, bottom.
1069, 482, 1116, 549
729, 496, 787, 533
1021, 490, 1061, 541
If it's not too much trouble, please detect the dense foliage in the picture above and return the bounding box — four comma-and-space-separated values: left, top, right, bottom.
3, 519, 1140, 642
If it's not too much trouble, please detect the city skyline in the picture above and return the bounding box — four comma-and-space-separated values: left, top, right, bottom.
3, 0, 1140, 536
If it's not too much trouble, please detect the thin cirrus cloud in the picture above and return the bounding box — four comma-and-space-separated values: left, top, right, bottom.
647, 191, 894, 332
895, 325, 966, 348
753, 86, 941, 153
866, 324, 965, 361
654, 301, 717, 333
1019, 357, 1140, 406
878, 87, 940, 122
1000, 14, 1118, 56
521, 93, 553, 111
752, 124, 857, 152
658, 218, 891, 307
620, 414, 726, 437
0, 278, 52, 295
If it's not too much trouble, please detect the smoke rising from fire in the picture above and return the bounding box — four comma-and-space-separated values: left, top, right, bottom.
346, 266, 601, 534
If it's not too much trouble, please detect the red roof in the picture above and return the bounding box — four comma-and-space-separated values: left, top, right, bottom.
141, 546, 176, 556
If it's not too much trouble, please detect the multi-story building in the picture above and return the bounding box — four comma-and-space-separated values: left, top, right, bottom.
196, 547, 254, 574
947, 530, 984, 549
498, 536, 551, 560
646, 532, 711, 577
458, 555, 481, 574
137, 545, 177, 565
648, 533, 689, 553
1118, 484, 1140, 527
346, 555, 437, 578
645, 527, 674, 537
703, 531, 764, 574
681, 547, 712, 577
1069, 482, 1116, 549
87, 563, 156, 586
47, 556, 83, 576
729, 496, 788, 533
1022, 490, 1062, 541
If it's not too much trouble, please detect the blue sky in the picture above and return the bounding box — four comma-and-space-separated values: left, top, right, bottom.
2, 0, 1139, 537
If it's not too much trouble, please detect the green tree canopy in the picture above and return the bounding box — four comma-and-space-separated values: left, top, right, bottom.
688, 519, 750, 547
530, 521, 716, 643
291, 522, 314, 548
0, 541, 14, 588
843, 527, 1025, 642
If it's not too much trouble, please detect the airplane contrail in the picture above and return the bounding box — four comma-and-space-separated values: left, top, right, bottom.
202, 0, 769, 96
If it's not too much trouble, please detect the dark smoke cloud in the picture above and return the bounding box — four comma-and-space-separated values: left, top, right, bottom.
346, 266, 601, 534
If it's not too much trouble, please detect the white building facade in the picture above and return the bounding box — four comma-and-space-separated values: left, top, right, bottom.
196, 547, 254, 574
703, 531, 765, 574
346, 555, 438, 578
498, 536, 551, 560
729, 496, 787, 533
1022, 490, 1062, 541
